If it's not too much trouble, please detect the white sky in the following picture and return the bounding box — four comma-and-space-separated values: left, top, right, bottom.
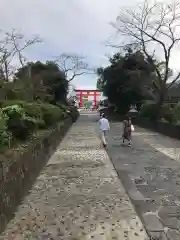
0, 0, 179, 89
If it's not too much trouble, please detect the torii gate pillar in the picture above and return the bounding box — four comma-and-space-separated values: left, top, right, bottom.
75, 90, 102, 108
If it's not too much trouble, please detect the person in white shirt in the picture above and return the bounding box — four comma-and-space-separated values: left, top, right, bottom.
99, 113, 110, 147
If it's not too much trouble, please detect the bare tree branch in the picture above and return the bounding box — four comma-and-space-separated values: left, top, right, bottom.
0, 29, 42, 81
0, 31, 17, 81
55, 53, 92, 82
167, 72, 180, 89
9, 29, 42, 67
110, 0, 180, 104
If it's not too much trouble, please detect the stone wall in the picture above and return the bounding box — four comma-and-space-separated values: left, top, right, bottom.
0, 117, 75, 233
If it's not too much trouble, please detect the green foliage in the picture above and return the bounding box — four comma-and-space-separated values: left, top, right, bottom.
15, 61, 68, 103
97, 49, 155, 114
21, 103, 43, 119
0, 59, 79, 152
139, 103, 159, 121
34, 119, 46, 129
139, 102, 174, 123
0, 100, 26, 108
172, 102, 180, 123
40, 104, 64, 126
2, 105, 25, 119
7, 117, 36, 140
0, 131, 11, 151
0, 60, 69, 104
2, 105, 36, 140
161, 104, 174, 123
0, 111, 11, 150
1, 100, 67, 123
96, 67, 104, 90
0, 102, 68, 142
0, 80, 34, 101
0, 112, 7, 131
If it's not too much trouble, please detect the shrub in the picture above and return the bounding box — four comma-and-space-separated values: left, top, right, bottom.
21, 103, 43, 119
172, 102, 180, 123
23, 103, 66, 127
0, 99, 72, 152
53, 103, 69, 119
56, 103, 70, 115
34, 119, 46, 129
7, 117, 36, 140
2, 105, 36, 140
1, 101, 66, 126
0, 111, 11, 150
40, 104, 64, 126
0, 101, 42, 119
68, 106, 79, 122
0, 110, 9, 128
139, 102, 159, 121
0, 100, 27, 108
139, 102, 175, 123
0, 102, 70, 141
161, 104, 174, 123
0, 131, 11, 150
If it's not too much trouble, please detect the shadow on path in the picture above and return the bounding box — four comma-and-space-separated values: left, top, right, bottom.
106, 122, 180, 239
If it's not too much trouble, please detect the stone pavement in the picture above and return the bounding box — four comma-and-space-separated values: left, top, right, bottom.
0, 113, 147, 240
107, 122, 180, 239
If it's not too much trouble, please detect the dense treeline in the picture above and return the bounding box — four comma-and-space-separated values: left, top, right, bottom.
0, 29, 81, 152
97, 48, 180, 124
97, 0, 180, 123
97, 49, 155, 113
0, 60, 74, 152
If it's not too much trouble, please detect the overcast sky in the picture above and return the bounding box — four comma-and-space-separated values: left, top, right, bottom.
1, 0, 179, 89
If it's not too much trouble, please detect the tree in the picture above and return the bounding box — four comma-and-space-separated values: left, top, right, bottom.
55, 53, 90, 82
110, 0, 180, 109
96, 67, 104, 90
43, 61, 68, 103
9, 29, 41, 67
0, 29, 41, 81
97, 49, 154, 113
15, 61, 68, 103
0, 30, 17, 81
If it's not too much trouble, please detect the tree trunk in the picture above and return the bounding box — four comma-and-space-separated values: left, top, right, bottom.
4, 61, 9, 81
156, 87, 167, 120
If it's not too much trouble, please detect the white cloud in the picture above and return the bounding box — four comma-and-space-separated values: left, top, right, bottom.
0, 0, 123, 88
0, 0, 180, 88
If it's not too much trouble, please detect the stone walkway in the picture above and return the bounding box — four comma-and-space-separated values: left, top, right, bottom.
107, 122, 180, 240
0, 113, 147, 240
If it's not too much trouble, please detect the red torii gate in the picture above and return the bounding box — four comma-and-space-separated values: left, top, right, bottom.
75, 89, 102, 108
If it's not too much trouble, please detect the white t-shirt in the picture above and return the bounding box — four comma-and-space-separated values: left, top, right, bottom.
99, 118, 110, 131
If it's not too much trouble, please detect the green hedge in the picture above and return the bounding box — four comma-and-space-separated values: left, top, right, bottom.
139, 102, 159, 121
0, 101, 73, 151
161, 104, 174, 123
139, 102, 175, 123
0, 100, 69, 124
0, 111, 11, 151
2, 105, 36, 140
172, 102, 180, 124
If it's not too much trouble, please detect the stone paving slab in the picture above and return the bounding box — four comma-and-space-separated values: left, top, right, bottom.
106, 122, 180, 239
0, 114, 147, 240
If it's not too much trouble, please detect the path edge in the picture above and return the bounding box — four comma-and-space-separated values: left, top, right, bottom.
0, 114, 79, 234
